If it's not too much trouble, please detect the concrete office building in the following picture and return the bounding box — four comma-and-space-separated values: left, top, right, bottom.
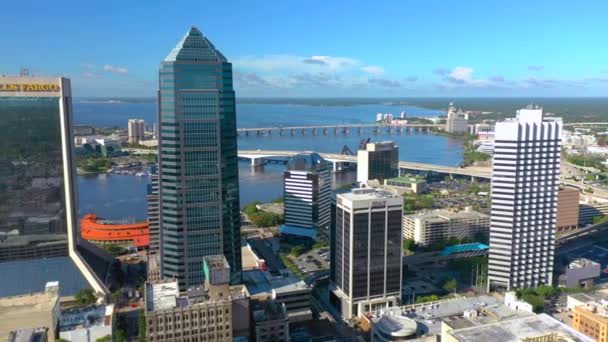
252, 300, 290, 342
0, 282, 60, 342
403, 209, 490, 247
158, 27, 242, 288
357, 141, 399, 183
145, 256, 250, 342
558, 258, 601, 288
127, 119, 145, 144
557, 187, 580, 232
445, 103, 469, 134
487, 106, 562, 291
330, 188, 403, 320
0, 76, 107, 296
281, 152, 332, 238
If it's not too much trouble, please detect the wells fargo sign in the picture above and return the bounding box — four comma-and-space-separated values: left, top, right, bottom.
0, 83, 60, 92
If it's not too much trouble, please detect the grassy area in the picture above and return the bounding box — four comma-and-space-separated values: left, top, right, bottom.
567, 154, 607, 171
243, 201, 284, 227
279, 254, 304, 278
77, 157, 112, 173
403, 193, 435, 214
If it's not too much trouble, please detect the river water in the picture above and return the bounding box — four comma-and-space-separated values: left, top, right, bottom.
74, 101, 462, 221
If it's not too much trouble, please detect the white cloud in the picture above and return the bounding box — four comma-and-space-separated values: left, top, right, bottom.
361, 65, 385, 75
233, 54, 360, 73
103, 64, 128, 75
448, 66, 475, 83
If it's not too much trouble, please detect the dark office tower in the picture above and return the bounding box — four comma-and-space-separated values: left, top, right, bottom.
330, 188, 403, 320
0, 76, 106, 297
356, 141, 399, 184
158, 27, 242, 289
147, 173, 160, 254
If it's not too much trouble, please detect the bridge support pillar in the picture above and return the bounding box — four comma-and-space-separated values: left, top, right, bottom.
333, 162, 342, 172
313, 128, 318, 135
334, 127, 338, 134
251, 158, 264, 167
344, 128, 349, 134
268, 129, 272, 135
291, 129, 295, 135
301, 128, 306, 135
359, 127, 364, 135
279, 129, 284, 136
245, 131, 249, 136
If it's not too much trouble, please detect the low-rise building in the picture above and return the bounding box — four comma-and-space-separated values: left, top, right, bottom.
573, 301, 608, 342
443, 313, 592, 342
370, 312, 418, 341
567, 291, 608, 312
252, 300, 289, 342
360, 295, 528, 341
384, 175, 428, 194
59, 304, 114, 342
0, 282, 60, 342
403, 209, 490, 246
243, 269, 312, 323
558, 258, 601, 288
145, 255, 250, 342
557, 187, 580, 232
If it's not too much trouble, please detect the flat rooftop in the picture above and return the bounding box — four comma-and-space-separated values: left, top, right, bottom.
243, 269, 309, 297
368, 295, 505, 336
447, 313, 593, 342
386, 176, 426, 184
0, 257, 90, 297
405, 209, 489, 222
338, 188, 401, 202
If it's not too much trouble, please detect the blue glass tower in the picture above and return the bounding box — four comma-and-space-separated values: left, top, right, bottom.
158, 27, 242, 288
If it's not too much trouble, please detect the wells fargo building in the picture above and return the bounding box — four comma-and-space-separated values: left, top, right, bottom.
0, 76, 106, 296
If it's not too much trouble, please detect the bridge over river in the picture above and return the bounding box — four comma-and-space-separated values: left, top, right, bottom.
236, 123, 442, 136
238, 149, 492, 179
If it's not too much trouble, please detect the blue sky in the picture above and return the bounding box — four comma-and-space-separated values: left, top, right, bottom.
2, 0, 608, 97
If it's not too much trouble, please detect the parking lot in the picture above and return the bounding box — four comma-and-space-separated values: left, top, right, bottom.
292, 248, 330, 274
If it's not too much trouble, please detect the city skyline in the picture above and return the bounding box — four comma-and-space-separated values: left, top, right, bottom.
2, 1, 608, 97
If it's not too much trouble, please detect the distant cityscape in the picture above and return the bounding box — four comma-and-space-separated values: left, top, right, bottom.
2, 26, 608, 342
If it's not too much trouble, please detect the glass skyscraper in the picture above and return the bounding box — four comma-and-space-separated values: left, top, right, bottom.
158, 27, 242, 289
0, 76, 106, 297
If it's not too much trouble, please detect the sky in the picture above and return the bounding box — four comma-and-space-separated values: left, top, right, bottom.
2, 1, 608, 97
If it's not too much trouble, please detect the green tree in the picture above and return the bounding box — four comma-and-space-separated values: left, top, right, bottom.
442, 278, 458, 293
521, 294, 545, 313
415, 294, 440, 303
402, 239, 417, 253
96, 336, 112, 342
75, 288, 97, 306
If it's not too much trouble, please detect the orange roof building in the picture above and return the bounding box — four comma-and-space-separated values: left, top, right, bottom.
80, 214, 149, 248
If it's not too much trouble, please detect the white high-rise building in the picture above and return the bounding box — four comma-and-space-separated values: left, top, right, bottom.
487, 106, 562, 291
127, 119, 145, 144
281, 153, 331, 238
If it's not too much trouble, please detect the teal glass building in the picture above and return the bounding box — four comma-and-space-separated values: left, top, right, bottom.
158, 27, 242, 288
